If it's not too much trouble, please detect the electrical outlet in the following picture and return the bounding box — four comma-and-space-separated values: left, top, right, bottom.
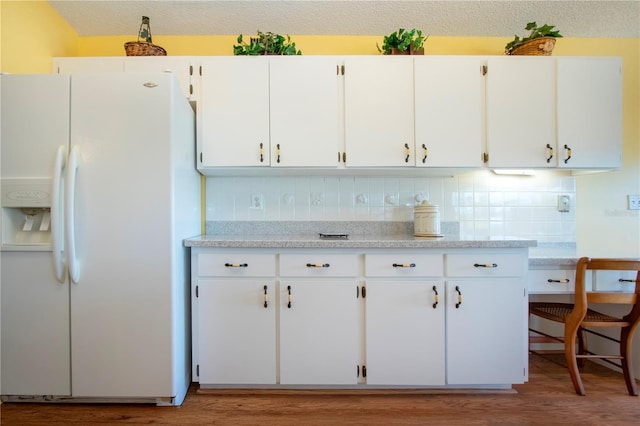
250, 194, 264, 210
628, 195, 640, 210
557, 195, 570, 212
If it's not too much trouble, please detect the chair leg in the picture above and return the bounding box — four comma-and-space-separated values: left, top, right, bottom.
620, 327, 639, 396
577, 327, 588, 368
565, 327, 586, 395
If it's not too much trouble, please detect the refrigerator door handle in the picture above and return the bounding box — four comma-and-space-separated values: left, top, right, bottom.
52, 145, 67, 282
65, 146, 80, 283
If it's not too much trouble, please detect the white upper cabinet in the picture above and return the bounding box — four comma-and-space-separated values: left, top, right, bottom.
198, 57, 270, 167
344, 56, 415, 167
414, 56, 485, 168
53, 57, 125, 73
485, 57, 556, 168
269, 57, 341, 167
556, 57, 622, 169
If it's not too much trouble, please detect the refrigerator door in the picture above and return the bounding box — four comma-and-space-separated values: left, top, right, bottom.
68, 73, 183, 399
1, 74, 71, 396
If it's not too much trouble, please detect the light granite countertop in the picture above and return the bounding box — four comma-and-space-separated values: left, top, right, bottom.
184, 234, 537, 249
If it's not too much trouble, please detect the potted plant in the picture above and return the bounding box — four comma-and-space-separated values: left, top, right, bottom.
377, 28, 427, 55
505, 22, 563, 56
234, 31, 302, 55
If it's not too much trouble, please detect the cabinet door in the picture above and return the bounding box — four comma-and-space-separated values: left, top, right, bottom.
197, 280, 276, 384
199, 57, 270, 167
269, 57, 341, 167
414, 57, 485, 168
557, 57, 622, 169
124, 56, 195, 101
486, 57, 556, 168
365, 281, 445, 385
446, 279, 527, 385
280, 280, 359, 385
344, 56, 415, 167
52, 57, 125, 73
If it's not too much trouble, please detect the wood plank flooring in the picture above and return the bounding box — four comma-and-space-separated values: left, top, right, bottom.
2, 353, 640, 425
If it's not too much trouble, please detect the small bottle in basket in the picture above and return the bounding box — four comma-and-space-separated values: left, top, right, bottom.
138, 16, 152, 43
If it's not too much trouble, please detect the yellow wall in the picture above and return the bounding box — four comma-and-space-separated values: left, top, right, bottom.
1, 0, 639, 255
0, 0, 78, 73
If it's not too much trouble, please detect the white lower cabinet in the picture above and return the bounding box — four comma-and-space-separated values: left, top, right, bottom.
445, 253, 528, 385
279, 280, 359, 384
365, 281, 445, 385
192, 247, 528, 388
197, 280, 276, 384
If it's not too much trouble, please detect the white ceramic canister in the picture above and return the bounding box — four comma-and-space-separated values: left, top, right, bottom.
414, 200, 442, 237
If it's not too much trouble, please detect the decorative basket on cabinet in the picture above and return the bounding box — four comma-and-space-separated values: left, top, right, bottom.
505, 22, 562, 56
124, 16, 167, 56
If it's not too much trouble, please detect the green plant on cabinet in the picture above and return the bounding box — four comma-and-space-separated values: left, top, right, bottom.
234, 31, 302, 55
505, 22, 563, 55
377, 28, 427, 55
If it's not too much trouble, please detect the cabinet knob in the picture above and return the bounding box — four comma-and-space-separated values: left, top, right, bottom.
432, 285, 439, 309
563, 144, 572, 164
263, 285, 268, 308
473, 263, 498, 268
306, 263, 330, 268
224, 263, 248, 268
619, 278, 635, 283
455, 286, 462, 308
392, 263, 416, 268
546, 144, 554, 163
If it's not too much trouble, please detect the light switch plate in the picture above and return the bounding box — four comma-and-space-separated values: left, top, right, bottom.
628, 195, 640, 210
557, 195, 570, 212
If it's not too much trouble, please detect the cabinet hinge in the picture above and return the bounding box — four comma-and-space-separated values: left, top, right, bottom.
199, 65, 202, 76
482, 152, 488, 163
341, 65, 345, 75
197, 364, 200, 376
361, 285, 366, 298
189, 65, 193, 76
362, 365, 367, 378
356, 286, 359, 298
357, 365, 360, 377
195, 285, 199, 298
336, 65, 339, 76
481, 65, 488, 76
200, 152, 203, 163
190, 84, 193, 95
342, 152, 346, 163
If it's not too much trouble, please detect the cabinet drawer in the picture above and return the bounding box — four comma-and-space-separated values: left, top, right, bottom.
365, 254, 442, 277
593, 270, 637, 292
528, 269, 583, 294
446, 253, 525, 277
280, 254, 357, 277
197, 253, 276, 277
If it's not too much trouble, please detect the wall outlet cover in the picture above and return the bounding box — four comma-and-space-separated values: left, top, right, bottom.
557, 195, 571, 212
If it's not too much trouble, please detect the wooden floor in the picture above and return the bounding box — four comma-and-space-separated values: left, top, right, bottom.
2, 353, 640, 425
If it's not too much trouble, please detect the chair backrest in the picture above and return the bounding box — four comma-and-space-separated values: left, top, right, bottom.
572, 257, 640, 321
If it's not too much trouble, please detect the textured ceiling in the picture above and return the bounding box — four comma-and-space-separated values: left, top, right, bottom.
48, 1, 639, 38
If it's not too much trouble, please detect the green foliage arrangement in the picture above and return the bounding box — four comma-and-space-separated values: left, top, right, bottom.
233, 31, 302, 55
377, 28, 427, 55
505, 22, 563, 55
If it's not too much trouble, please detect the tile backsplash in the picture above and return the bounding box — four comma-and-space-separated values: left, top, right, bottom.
205, 170, 576, 242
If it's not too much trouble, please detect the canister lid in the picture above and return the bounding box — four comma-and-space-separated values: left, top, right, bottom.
414, 200, 439, 211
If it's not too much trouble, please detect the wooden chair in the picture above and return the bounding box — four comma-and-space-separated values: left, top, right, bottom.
529, 257, 640, 396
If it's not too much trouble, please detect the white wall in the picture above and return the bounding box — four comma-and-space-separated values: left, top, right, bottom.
206, 169, 577, 243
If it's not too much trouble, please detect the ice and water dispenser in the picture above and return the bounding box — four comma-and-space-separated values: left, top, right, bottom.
1, 179, 53, 249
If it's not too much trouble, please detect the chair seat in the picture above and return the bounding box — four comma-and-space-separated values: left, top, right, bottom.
530, 302, 628, 325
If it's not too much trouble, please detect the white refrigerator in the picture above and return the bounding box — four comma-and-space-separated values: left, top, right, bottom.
0, 73, 200, 405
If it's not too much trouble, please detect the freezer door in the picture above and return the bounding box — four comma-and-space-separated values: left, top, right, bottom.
1, 252, 71, 396
0, 74, 70, 179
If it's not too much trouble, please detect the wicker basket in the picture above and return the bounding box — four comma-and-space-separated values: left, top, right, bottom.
124, 41, 167, 56
507, 37, 556, 56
